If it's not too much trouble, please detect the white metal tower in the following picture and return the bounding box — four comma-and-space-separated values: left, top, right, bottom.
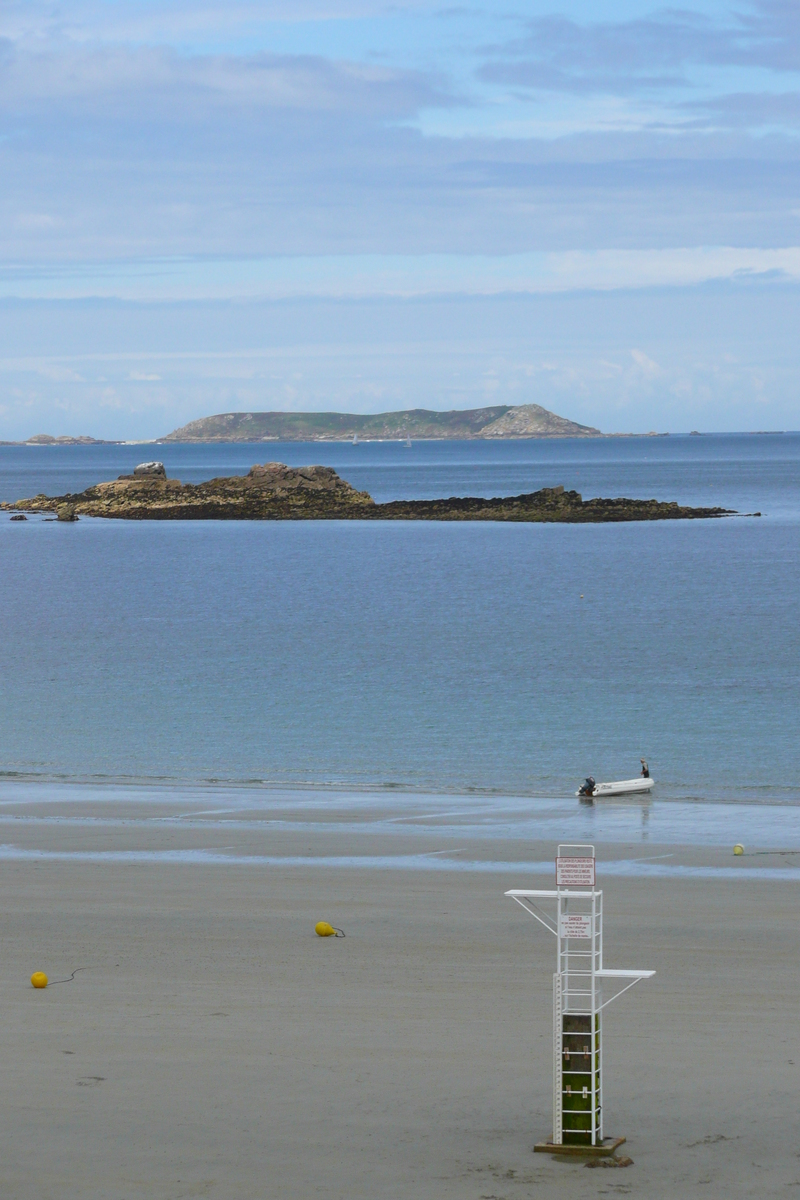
506, 844, 654, 1152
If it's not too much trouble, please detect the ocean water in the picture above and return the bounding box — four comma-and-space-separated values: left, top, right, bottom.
1, 435, 799, 804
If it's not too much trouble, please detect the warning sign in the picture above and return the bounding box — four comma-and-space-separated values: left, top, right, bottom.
556, 856, 596, 886
558, 913, 593, 940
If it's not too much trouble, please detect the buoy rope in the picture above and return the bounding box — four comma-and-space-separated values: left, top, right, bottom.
333, 928, 345, 937
48, 967, 90, 985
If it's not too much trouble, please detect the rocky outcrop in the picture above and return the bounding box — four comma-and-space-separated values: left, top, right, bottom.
366, 486, 734, 522
131, 461, 167, 478
4, 463, 375, 520
3, 470, 735, 523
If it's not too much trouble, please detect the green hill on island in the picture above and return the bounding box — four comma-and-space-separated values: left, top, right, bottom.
159, 404, 601, 442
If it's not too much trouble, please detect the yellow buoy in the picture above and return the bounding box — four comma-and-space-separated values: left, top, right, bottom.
315, 921, 336, 937
733, 844, 744, 856
31, 972, 48, 989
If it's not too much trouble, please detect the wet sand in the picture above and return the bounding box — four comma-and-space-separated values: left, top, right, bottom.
0, 798, 798, 1200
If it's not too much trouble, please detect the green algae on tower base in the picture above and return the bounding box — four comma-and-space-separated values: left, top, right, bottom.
1, 461, 738, 523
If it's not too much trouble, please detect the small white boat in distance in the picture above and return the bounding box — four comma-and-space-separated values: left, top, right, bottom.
579, 777, 654, 798
577, 761, 653, 797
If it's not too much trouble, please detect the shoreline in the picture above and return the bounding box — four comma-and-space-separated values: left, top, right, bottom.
2, 780, 799, 860
3, 431, 797, 449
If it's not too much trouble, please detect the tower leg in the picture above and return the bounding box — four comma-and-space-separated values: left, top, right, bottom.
553, 973, 562, 1145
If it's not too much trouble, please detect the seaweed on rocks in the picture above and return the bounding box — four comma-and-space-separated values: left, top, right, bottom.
2, 468, 736, 523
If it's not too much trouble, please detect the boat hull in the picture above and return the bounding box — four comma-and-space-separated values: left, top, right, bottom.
576, 777, 654, 797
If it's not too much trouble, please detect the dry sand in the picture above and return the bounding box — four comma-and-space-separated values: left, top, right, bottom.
0, 796, 797, 1199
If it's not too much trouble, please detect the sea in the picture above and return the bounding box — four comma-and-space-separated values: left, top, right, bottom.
1, 434, 799, 870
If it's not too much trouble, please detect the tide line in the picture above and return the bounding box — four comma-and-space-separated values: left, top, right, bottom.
1, 845, 800, 880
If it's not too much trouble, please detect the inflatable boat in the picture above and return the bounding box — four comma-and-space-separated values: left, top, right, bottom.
577, 775, 654, 798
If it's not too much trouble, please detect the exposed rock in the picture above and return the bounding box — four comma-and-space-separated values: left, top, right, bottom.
6, 463, 374, 520
9, 513, 27, 521
585, 1155, 634, 1168
3, 469, 736, 523
366, 488, 734, 523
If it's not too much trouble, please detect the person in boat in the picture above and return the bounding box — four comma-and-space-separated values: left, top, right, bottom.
640, 758, 649, 778
579, 776, 596, 797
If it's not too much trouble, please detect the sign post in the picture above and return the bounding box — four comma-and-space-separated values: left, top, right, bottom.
505, 844, 654, 1156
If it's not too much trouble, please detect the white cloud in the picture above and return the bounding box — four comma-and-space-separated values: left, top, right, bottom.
478, 3, 800, 96
0, 0, 433, 46
630, 348, 661, 376
13, 212, 61, 231
1, 43, 450, 116
3, 246, 800, 301
35, 364, 86, 382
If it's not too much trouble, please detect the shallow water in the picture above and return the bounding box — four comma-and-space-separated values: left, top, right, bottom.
0, 781, 798, 878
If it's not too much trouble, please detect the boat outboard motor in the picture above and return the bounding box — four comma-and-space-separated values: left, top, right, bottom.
578, 776, 596, 797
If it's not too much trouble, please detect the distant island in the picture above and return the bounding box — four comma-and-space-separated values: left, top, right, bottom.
158, 404, 603, 442
3, 411, 794, 446
0, 434, 117, 447
2, 461, 737, 523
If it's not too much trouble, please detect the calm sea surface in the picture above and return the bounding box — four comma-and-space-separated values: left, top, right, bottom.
1, 435, 799, 804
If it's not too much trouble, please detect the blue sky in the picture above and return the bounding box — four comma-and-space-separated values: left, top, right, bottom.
1, 0, 800, 437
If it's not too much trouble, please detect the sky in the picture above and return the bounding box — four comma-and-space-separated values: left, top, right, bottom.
1, 0, 800, 438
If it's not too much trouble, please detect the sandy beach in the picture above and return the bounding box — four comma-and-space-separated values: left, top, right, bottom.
0, 786, 796, 1199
